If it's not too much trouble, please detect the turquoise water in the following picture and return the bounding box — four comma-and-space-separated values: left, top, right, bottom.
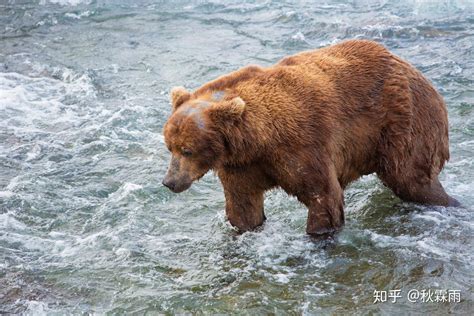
1, 0, 473, 314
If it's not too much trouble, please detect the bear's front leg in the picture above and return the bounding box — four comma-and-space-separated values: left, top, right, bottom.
304, 192, 344, 236
297, 168, 345, 236
218, 164, 274, 232
223, 188, 265, 232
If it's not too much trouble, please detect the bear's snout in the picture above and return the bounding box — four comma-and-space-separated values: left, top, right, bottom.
162, 178, 176, 192
161, 156, 193, 193
162, 174, 193, 193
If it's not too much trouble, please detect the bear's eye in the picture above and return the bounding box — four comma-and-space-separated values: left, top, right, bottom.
181, 148, 192, 157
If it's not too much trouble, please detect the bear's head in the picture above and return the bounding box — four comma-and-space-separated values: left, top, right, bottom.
162, 86, 245, 193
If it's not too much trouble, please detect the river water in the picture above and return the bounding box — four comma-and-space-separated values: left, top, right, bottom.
0, 0, 473, 314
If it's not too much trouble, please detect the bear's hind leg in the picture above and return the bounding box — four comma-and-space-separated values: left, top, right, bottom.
378, 171, 459, 207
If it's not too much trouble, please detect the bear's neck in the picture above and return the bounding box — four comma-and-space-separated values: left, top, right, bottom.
218, 98, 281, 167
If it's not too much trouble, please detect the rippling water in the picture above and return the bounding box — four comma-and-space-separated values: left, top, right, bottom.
1, 0, 473, 314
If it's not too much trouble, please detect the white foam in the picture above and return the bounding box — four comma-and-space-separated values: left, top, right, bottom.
274, 273, 290, 284
0, 190, 14, 198
64, 10, 92, 19
51, 230, 103, 257
114, 247, 131, 258
412, 211, 443, 224
367, 230, 417, 248
41, 0, 92, 6
25, 143, 42, 162
291, 31, 306, 42
24, 300, 48, 316
0, 70, 95, 119
416, 239, 450, 259
0, 213, 27, 230
451, 182, 474, 196
110, 182, 143, 202
5, 175, 20, 191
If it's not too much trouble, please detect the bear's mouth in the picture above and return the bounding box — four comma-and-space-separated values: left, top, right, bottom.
162, 173, 193, 193
163, 170, 209, 193
168, 180, 193, 193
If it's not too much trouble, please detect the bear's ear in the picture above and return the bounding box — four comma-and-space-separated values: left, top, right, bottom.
170, 86, 191, 111
209, 97, 246, 121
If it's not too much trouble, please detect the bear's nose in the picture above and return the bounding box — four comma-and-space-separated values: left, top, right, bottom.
162, 178, 176, 191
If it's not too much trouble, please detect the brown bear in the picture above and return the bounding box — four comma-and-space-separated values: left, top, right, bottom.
162, 39, 459, 236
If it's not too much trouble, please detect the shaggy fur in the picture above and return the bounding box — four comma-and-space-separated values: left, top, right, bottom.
162, 39, 458, 236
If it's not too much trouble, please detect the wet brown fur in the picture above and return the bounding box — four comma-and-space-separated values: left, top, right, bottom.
163, 40, 458, 236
